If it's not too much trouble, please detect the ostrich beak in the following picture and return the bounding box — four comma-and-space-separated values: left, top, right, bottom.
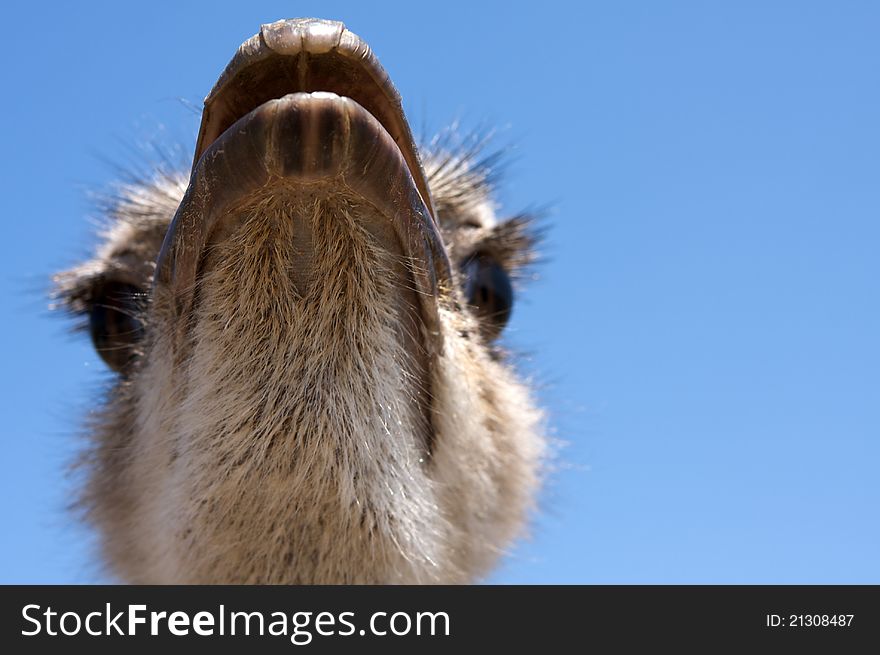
154, 18, 452, 354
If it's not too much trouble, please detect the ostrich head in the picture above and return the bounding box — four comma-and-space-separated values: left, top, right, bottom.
54, 18, 545, 584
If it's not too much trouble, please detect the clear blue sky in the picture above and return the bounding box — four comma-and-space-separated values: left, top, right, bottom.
1, 1, 878, 583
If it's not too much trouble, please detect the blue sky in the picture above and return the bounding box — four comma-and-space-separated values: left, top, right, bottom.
1, 1, 878, 583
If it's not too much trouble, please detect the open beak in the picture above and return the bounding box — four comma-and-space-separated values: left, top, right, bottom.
154, 18, 452, 353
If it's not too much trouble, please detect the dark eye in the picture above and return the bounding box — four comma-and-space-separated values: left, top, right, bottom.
461, 254, 513, 339
89, 282, 145, 372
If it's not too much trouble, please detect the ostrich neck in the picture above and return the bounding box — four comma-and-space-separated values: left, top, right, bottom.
129, 195, 439, 583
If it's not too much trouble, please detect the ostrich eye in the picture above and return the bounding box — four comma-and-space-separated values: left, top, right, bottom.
89, 282, 145, 372
462, 254, 513, 339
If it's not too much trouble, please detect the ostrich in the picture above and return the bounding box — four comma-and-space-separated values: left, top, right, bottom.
54, 18, 545, 584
